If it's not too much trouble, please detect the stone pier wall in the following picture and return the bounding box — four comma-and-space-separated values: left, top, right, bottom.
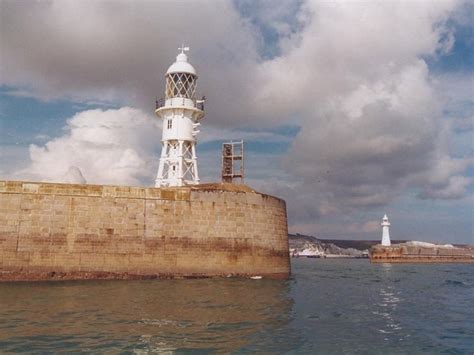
370, 244, 474, 263
0, 181, 290, 280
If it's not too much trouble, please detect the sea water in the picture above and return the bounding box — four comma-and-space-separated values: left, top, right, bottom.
0, 259, 472, 353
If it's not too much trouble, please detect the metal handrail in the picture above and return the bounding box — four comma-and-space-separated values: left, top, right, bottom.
155, 97, 205, 111
155, 98, 165, 109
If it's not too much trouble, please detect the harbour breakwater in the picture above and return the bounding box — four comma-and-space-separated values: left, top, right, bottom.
0, 181, 290, 281
370, 242, 474, 263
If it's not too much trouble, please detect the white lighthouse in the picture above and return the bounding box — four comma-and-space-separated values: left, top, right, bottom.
155, 47, 205, 187
381, 214, 391, 246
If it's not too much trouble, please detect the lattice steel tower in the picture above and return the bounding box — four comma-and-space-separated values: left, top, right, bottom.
155, 47, 205, 187
222, 141, 244, 183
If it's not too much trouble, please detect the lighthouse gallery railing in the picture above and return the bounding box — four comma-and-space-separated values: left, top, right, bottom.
155, 98, 204, 111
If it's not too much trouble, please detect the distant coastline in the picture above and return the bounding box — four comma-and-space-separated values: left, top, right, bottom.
288, 233, 473, 260
289, 234, 370, 258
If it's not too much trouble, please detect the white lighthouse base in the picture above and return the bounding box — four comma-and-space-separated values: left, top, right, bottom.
155, 140, 199, 187
381, 227, 391, 246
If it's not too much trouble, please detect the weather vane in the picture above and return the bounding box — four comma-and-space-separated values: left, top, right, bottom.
179, 44, 190, 54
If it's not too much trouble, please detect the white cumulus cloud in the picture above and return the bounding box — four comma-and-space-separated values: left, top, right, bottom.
16, 107, 159, 186
251, 0, 472, 220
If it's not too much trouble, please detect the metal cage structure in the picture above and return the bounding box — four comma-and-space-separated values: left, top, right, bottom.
221, 141, 244, 184
165, 72, 197, 99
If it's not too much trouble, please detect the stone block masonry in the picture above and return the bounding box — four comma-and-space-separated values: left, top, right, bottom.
0, 181, 290, 281
370, 244, 474, 263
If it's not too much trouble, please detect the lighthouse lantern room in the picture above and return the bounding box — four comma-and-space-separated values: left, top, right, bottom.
155, 47, 205, 187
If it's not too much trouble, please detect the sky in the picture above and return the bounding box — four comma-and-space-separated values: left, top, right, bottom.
0, 0, 472, 243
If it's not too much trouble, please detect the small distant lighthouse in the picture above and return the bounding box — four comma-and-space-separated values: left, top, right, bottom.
381, 214, 391, 246
155, 46, 205, 187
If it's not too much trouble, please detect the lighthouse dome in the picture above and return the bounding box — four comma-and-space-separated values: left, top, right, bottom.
166, 52, 197, 76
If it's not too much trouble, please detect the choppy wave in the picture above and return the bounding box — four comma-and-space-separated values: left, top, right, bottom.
0, 260, 472, 353
444, 279, 468, 287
